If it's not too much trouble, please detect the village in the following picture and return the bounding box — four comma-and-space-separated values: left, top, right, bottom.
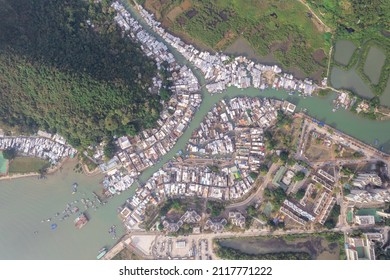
135, 2, 317, 96
0, 131, 77, 165
117, 97, 278, 230
95, 1, 358, 197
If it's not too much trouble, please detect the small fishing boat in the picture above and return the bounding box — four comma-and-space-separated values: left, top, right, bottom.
72, 183, 78, 194
97, 247, 107, 260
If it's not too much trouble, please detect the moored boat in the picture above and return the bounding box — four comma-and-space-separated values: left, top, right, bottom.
74, 213, 88, 229
97, 247, 107, 260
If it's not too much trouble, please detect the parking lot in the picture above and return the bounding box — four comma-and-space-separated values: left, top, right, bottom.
152, 235, 212, 260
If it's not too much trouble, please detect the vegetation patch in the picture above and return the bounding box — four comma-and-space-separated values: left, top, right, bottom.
147, 0, 329, 78
215, 244, 311, 260
314, 0, 390, 99
207, 200, 225, 217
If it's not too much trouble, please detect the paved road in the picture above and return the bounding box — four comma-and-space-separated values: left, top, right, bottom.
227, 163, 279, 211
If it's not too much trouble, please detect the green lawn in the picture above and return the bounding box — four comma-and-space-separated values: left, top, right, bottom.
347, 211, 353, 224
0, 152, 8, 174
8, 157, 50, 174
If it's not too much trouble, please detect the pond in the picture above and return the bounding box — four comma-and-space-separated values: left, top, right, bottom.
330, 66, 375, 99
380, 78, 390, 107
218, 235, 340, 260
363, 46, 386, 85
334, 40, 357, 66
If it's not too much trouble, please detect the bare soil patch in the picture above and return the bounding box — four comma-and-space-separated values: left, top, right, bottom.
166, 0, 192, 23
215, 29, 237, 50
312, 49, 326, 64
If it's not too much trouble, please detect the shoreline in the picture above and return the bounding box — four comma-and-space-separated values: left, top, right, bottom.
0, 172, 40, 181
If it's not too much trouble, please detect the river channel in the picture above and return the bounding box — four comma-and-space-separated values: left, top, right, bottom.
1, 2, 390, 259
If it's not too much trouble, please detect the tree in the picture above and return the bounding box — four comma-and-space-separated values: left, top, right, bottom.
259, 164, 269, 175
246, 205, 257, 216
249, 172, 258, 180
209, 165, 220, 173
293, 171, 305, 182
103, 139, 117, 159
160, 88, 171, 101
2, 147, 17, 160
207, 201, 225, 217
295, 188, 306, 200
280, 150, 289, 162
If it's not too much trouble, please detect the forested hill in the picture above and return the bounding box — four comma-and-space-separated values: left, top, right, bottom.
0, 0, 160, 148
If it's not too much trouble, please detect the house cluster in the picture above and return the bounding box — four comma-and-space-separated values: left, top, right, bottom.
120, 163, 256, 229
346, 189, 390, 203
204, 218, 227, 233
346, 172, 390, 203
116, 97, 279, 229
135, 2, 317, 95
98, 2, 202, 194
228, 211, 246, 229
162, 210, 201, 233
0, 133, 76, 165
187, 97, 278, 174
333, 91, 352, 110
352, 173, 382, 188
345, 233, 384, 260
100, 91, 201, 194
159, 211, 245, 234
280, 169, 337, 226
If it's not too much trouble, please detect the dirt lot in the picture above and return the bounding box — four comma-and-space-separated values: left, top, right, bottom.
304, 133, 334, 162
112, 247, 144, 260
306, 142, 333, 162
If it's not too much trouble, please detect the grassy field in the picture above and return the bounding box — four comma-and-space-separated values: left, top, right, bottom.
144, 0, 330, 79
8, 157, 50, 174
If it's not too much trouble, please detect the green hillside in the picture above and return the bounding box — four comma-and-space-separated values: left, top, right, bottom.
0, 0, 160, 148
